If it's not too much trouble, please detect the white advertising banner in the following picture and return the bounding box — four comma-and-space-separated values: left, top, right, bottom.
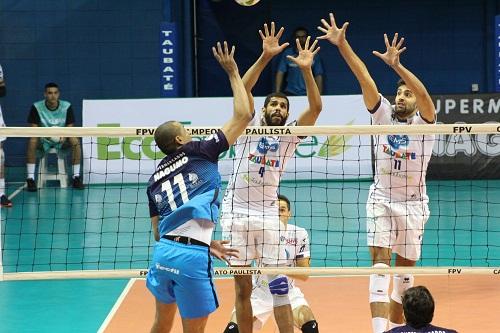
82, 95, 371, 184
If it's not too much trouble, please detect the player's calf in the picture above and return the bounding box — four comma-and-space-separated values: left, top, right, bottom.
388, 274, 414, 329
369, 263, 390, 333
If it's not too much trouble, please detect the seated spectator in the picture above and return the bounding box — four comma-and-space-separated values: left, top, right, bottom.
26, 82, 84, 191
384, 286, 458, 333
0, 63, 12, 207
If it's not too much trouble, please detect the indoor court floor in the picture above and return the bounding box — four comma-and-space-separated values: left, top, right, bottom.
1, 180, 499, 332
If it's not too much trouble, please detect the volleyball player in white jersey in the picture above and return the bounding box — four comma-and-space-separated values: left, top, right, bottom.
318, 13, 436, 333
220, 22, 323, 333
223, 194, 318, 333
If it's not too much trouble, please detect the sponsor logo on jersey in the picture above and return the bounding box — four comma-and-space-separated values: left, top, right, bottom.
256, 137, 279, 154
188, 172, 200, 185
248, 153, 281, 168
387, 134, 410, 149
205, 133, 219, 142
382, 145, 417, 160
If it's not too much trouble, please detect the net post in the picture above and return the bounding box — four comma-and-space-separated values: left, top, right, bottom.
0, 182, 3, 282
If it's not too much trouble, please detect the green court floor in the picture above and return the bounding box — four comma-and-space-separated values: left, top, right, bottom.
1, 179, 499, 332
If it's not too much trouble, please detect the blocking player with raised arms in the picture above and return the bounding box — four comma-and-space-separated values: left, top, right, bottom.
220, 22, 322, 333
145, 41, 252, 333
223, 194, 318, 333
318, 13, 436, 333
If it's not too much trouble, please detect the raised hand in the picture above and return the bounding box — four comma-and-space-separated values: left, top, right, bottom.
286, 36, 320, 69
212, 41, 238, 74
210, 240, 239, 265
259, 22, 289, 58
317, 12, 349, 46
372, 33, 406, 67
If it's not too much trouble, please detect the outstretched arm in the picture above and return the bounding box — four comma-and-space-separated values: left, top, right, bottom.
213, 42, 252, 146
210, 240, 239, 265
243, 22, 289, 111
318, 13, 380, 110
373, 33, 435, 123
287, 36, 323, 126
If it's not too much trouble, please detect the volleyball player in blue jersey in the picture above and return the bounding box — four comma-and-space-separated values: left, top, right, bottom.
145, 41, 253, 333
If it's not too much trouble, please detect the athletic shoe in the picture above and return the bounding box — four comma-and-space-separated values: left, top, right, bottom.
26, 178, 37, 192
0, 194, 12, 207
72, 176, 85, 189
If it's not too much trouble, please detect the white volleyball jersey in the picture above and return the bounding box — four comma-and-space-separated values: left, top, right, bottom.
253, 224, 310, 290
221, 117, 300, 216
369, 95, 435, 203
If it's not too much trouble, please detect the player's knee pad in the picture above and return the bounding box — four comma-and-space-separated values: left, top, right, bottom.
369, 263, 390, 304
391, 274, 414, 304
223, 322, 239, 333
301, 320, 319, 333
268, 274, 290, 307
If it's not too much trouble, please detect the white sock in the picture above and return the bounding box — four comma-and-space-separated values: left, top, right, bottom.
0, 178, 5, 196
389, 321, 405, 329
72, 164, 80, 178
27, 164, 36, 179
372, 317, 388, 333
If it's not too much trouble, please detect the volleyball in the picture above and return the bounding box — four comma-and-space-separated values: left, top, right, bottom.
235, 0, 260, 6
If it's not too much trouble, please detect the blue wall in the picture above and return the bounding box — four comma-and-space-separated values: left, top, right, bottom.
0, 0, 499, 168
197, 0, 500, 97
0, 0, 166, 167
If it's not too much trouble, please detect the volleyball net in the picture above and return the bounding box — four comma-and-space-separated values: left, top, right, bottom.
0, 124, 499, 281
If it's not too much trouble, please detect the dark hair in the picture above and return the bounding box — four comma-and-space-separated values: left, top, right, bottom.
402, 286, 435, 329
264, 92, 289, 111
397, 79, 406, 88
277, 194, 290, 210
293, 26, 308, 37
44, 82, 59, 90
154, 121, 182, 155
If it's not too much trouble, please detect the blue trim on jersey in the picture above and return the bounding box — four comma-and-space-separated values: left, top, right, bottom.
158, 188, 219, 236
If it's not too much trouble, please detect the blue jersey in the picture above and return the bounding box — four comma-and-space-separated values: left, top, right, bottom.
147, 130, 229, 237
385, 324, 458, 333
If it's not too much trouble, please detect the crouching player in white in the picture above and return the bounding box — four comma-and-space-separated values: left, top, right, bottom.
223, 194, 319, 333
317, 14, 436, 333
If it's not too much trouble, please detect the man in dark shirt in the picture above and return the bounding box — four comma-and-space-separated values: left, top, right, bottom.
26, 82, 83, 191
385, 286, 458, 333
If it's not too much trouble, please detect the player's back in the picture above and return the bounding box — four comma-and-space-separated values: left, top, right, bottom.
147, 131, 229, 237
385, 323, 458, 333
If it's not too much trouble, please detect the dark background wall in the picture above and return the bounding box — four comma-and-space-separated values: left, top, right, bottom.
0, 0, 499, 166
197, 0, 500, 97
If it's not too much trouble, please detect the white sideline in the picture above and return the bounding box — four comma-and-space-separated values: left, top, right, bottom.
8, 183, 26, 200
97, 278, 138, 333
